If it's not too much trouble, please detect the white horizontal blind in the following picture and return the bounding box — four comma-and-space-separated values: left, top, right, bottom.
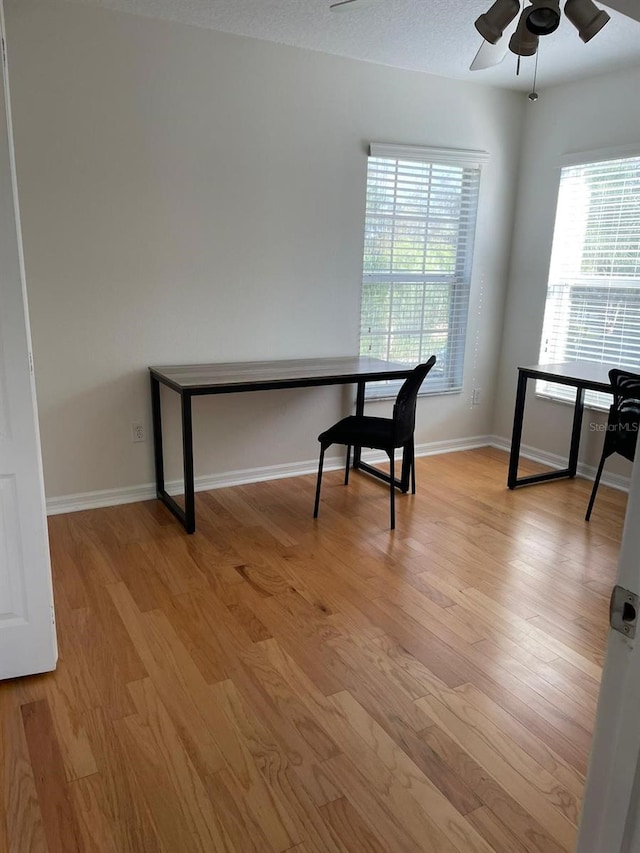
539, 155, 640, 408
359, 145, 484, 397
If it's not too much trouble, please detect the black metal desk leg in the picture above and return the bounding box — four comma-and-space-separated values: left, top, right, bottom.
568, 387, 585, 478
150, 374, 165, 497
353, 380, 365, 469
508, 371, 528, 489
181, 391, 196, 534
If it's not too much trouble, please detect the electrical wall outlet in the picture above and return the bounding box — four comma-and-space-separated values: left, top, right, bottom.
471, 388, 482, 406
131, 422, 146, 443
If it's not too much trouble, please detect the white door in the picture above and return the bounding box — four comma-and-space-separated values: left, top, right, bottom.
0, 2, 57, 679
577, 453, 640, 852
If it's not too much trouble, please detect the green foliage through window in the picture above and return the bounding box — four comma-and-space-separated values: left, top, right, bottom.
359, 153, 482, 395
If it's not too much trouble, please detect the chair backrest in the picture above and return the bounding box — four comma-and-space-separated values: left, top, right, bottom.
607, 368, 640, 463
392, 356, 437, 445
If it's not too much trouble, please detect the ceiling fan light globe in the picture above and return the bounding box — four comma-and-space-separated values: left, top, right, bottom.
525, 0, 561, 35
474, 0, 521, 44
509, 33, 539, 54
525, 7, 561, 33
564, 0, 610, 42
509, 9, 540, 55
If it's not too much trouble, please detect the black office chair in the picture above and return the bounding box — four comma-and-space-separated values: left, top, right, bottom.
313, 356, 436, 529
586, 368, 640, 521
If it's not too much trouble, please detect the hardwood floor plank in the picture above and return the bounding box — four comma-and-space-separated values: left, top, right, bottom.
41, 659, 99, 782
270, 549, 387, 642
318, 797, 389, 853
106, 584, 226, 778
347, 595, 479, 689
241, 590, 346, 696
363, 595, 593, 772
20, 699, 85, 853
226, 598, 273, 643
460, 587, 603, 680
465, 668, 590, 776
419, 726, 567, 853
217, 664, 341, 804
329, 690, 494, 853
162, 588, 246, 684
547, 656, 602, 702
123, 679, 241, 853
69, 774, 134, 853
527, 615, 605, 665
445, 602, 559, 666
80, 708, 165, 853
467, 805, 531, 853
203, 768, 282, 853
0, 688, 48, 853
107, 541, 176, 613
324, 634, 435, 734
470, 638, 597, 732
378, 586, 488, 646
233, 642, 341, 764
453, 683, 585, 798
507, 558, 607, 622
415, 692, 577, 850
322, 753, 430, 853
257, 639, 482, 852
204, 679, 303, 851
64, 602, 136, 721
369, 633, 449, 696
396, 728, 483, 817
209, 491, 296, 548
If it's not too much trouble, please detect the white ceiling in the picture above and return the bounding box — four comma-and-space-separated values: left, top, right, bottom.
71, 0, 640, 91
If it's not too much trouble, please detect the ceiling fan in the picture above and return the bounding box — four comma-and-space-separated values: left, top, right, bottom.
329, 0, 640, 71
472, 0, 640, 70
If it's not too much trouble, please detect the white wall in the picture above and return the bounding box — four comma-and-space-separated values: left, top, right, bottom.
493, 65, 640, 481
5, 0, 524, 502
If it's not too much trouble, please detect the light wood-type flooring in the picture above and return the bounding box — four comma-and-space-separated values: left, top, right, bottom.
0, 448, 628, 853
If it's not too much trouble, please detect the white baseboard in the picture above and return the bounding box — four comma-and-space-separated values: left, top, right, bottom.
489, 435, 631, 493
45, 434, 493, 515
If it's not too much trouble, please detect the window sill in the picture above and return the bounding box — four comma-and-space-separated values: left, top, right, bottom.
534, 391, 610, 414
365, 387, 462, 402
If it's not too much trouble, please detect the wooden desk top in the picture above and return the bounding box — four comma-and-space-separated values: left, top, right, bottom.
149, 356, 413, 394
519, 361, 616, 394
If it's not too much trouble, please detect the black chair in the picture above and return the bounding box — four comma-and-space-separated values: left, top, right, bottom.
586, 368, 640, 521
313, 356, 436, 529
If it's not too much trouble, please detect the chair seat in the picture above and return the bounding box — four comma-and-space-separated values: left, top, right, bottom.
318, 415, 396, 450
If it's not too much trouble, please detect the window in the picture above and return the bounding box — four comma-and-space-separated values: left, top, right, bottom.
538, 154, 640, 408
359, 144, 487, 398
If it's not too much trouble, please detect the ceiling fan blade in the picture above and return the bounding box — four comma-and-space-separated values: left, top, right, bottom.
470, 38, 509, 69
600, 0, 640, 25
330, 0, 384, 10
469, 13, 520, 70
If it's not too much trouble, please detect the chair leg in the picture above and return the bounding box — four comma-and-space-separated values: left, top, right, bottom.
344, 445, 351, 485
410, 439, 416, 494
585, 452, 607, 521
314, 445, 326, 518
389, 452, 396, 530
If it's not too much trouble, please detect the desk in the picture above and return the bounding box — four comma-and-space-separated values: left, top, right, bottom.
508, 361, 614, 489
149, 356, 414, 533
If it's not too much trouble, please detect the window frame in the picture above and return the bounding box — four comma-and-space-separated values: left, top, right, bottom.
537, 145, 640, 411
359, 143, 488, 400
